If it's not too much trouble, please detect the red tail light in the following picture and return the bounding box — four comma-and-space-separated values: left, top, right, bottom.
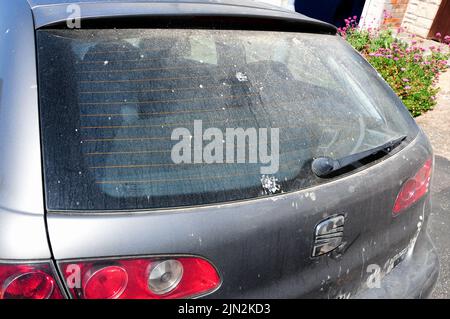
0, 263, 64, 299
60, 256, 221, 299
83, 265, 128, 299
393, 158, 433, 216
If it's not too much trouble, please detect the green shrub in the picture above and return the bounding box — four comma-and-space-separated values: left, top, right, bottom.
339, 17, 449, 117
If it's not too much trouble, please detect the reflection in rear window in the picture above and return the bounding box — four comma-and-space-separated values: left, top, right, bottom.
37, 29, 416, 211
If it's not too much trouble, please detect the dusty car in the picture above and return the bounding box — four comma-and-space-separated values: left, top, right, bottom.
0, 0, 439, 299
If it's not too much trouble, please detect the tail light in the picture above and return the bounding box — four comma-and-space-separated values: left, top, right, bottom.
0, 262, 64, 299
393, 158, 433, 216
60, 256, 221, 299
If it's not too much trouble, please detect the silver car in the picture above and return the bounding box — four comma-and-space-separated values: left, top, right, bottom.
0, 0, 439, 299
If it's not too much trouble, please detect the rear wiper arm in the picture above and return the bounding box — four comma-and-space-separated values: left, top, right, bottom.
311, 135, 407, 178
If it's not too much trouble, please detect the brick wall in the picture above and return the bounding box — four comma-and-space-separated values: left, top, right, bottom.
402, 0, 443, 37
360, 0, 410, 28
384, 0, 410, 27
361, 0, 443, 38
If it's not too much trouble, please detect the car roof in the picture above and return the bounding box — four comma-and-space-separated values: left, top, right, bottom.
28, 0, 294, 13
26, 0, 336, 33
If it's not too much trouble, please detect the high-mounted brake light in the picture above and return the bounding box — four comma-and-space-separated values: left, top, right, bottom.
0, 263, 64, 299
60, 256, 220, 299
393, 158, 433, 216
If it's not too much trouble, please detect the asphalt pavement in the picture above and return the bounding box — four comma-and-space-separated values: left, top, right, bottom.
416, 66, 450, 299
428, 156, 450, 298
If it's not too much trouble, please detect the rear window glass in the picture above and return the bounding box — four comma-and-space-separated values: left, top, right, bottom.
37, 29, 417, 211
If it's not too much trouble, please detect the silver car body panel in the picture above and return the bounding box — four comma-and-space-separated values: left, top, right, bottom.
0, 0, 51, 259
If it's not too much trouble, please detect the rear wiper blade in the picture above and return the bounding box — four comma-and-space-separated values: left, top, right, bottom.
311, 135, 407, 178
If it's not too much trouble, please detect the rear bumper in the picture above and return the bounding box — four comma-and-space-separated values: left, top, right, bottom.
354, 231, 439, 299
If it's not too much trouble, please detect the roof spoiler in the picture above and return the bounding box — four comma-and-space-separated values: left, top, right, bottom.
32, 2, 337, 34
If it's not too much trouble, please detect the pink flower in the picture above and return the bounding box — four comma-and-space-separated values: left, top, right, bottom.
404, 86, 411, 90
436, 32, 442, 38
402, 78, 410, 82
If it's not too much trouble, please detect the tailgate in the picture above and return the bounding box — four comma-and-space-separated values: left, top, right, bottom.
46, 133, 432, 298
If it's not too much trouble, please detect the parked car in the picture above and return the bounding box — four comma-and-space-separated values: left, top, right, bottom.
0, 0, 439, 299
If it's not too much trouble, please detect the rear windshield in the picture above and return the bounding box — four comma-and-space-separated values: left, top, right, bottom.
37, 29, 417, 211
